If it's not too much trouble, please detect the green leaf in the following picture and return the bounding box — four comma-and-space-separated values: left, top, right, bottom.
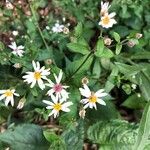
62, 119, 84, 150
94, 39, 104, 57
92, 58, 101, 78
66, 53, 93, 75
87, 119, 138, 150
67, 43, 90, 55
122, 94, 146, 109
0, 124, 49, 150
101, 47, 114, 58
131, 51, 150, 60
112, 32, 120, 42
133, 102, 150, 150
115, 43, 122, 55
74, 22, 83, 37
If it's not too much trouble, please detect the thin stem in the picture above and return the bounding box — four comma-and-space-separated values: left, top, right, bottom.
65, 52, 93, 82
27, 0, 50, 52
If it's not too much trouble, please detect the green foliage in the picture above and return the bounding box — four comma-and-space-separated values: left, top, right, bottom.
87, 119, 138, 150
0, 124, 49, 150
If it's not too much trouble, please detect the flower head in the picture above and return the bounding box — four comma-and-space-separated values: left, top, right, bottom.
100, 1, 110, 16
43, 95, 73, 118
8, 42, 24, 57
0, 89, 19, 106
52, 23, 64, 33
99, 12, 117, 28
79, 84, 107, 109
22, 61, 50, 90
46, 70, 69, 100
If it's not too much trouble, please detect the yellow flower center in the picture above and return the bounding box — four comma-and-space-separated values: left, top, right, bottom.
53, 103, 62, 111
102, 16, 110, 25
34, 72, 41, 80
89, 95, 97, 103
4, 90, 13, 97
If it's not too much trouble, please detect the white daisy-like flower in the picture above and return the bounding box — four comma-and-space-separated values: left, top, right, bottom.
100, 1, 110, 16
0, 89, 19, 106
43, 95, 73, 118
22, 61, 50, 90
46, 70, 69, 100
99, 12, 117, 28
79, 84, 107, 109
52, 23, 64, 33
8, 42, 25, 57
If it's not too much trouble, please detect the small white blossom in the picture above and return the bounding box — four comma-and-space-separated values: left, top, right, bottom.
131, 84, 137, 90
12, 31, 18, 36
6, 0, 14, 9
79, 84, 107, 109
46, 26, 50, 30
0, 89, 19, 106
100, 1, 110, 16
13, 63, 22, 69
22, 61, 50, 90
43, 95, 73, 118
137, 93, 141, 98
52, 23, 64, 33
8, 42, 25, 57
46, 70, 69, 100
99, 12, 117, 28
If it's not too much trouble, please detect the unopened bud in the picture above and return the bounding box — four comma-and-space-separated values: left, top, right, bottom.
79, 109, 86, 119
63, 27, 69, 34
137, 93, 141, 98
104, 37, 112, 46
135, 33, 142, 39
17, 97, 26, 109
45, 59, 52, 65
13, 63, 22, 69
127, 40, 136, 47
12, 31, 18, 36
81, 77, 89, 85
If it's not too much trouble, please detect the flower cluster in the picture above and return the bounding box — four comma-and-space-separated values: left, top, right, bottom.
99, 1, 117, 28
0, 60, 108, 119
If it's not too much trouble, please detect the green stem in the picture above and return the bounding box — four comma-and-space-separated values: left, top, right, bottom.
65, 52, 93, 82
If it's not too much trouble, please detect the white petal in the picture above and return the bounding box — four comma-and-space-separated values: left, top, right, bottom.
37, 79, 45, 90
0, 90, 6, 94
5, 98, 10, 106
10, 97, 14, 106
95, 89, 107, 97
97, 99, 106, 106
18, 45, 24, 49
47, 89, 54, 96
14, 93, 20, 97
32, 61, 37, 71
30, 79, 36, 88
79, 88, 91, 98
51, 94, 58, 104
62, 102, 73, 108
57, 70, 63, 84
0, 94, 6, 101
80, 98, 89, 104
109, 12, 116, 18
43, 100, 54, 106
83, 103, 89, 109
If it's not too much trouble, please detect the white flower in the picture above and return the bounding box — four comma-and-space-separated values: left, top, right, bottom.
79, 84, 107, 109
99, 12, 117, 28
43, 95, 73, 118
46, 70, 69, 100
52, 23, 64, 33
0, 89, 19, 106
8, 42, 25, 57
22, 61, 50, 90
100, 1, 110, 16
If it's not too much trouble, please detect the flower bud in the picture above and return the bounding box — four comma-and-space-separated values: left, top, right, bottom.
17, 97, 26, 109
13, 63, 22, 69
81, 77, 89, 85
104, 37, 112, 46
12, 31, 19, 36
127, 40, 136, 47
79, 109, 86, 119
45, 59, 52, 65
135, 33, 142, 39
63, 27, 69, 34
